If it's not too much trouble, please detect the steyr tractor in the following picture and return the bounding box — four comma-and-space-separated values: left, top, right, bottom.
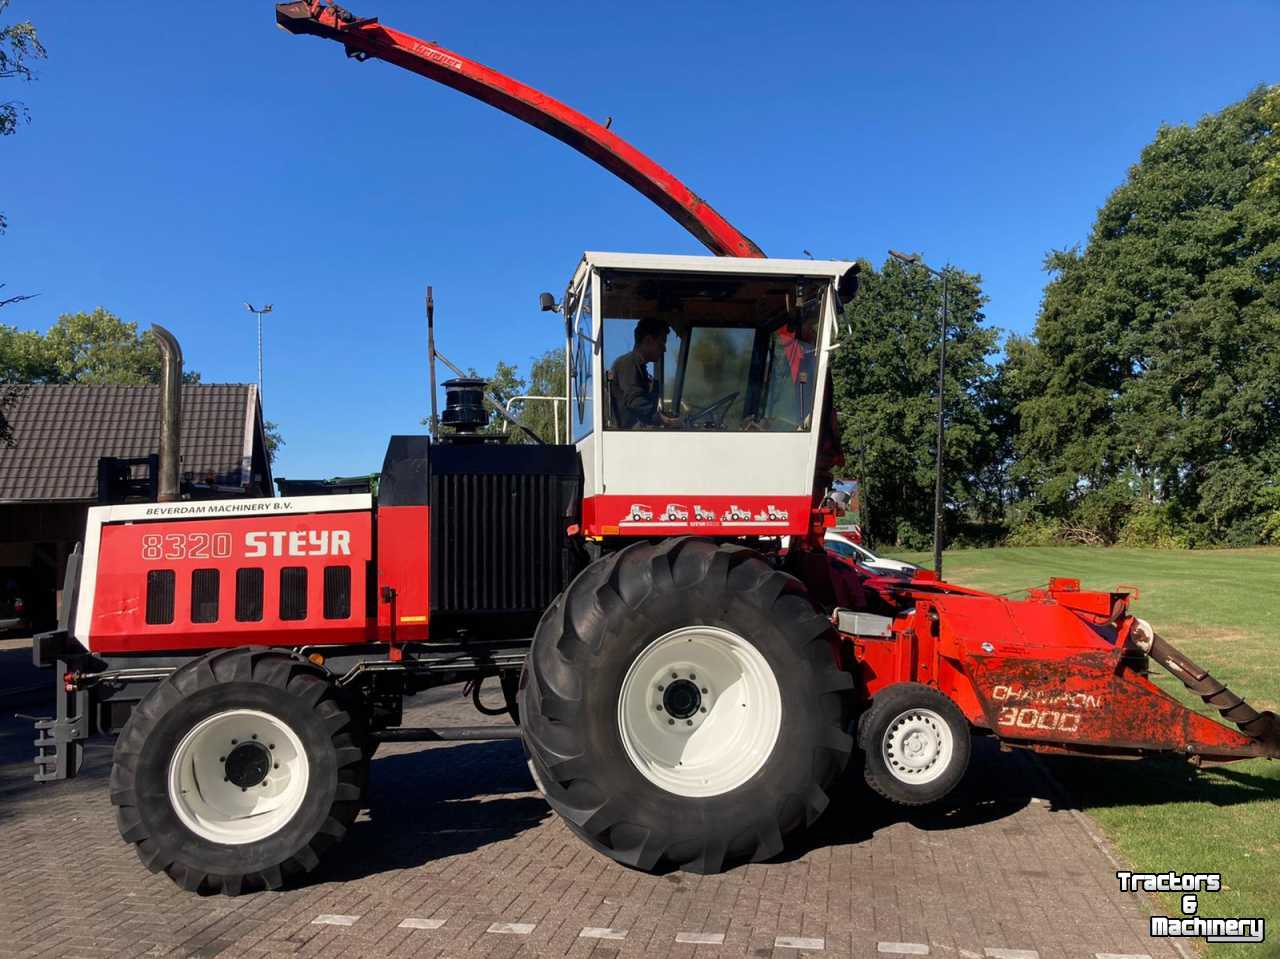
31, 2, 1278, 895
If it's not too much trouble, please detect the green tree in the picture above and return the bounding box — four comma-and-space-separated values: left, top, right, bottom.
1, 0, 45, 235
1013, 84, 1280, 545
263, 420, 284, 465
432, 348, 567, 444
830, 257, 1004, 549
0, 309, 202, 385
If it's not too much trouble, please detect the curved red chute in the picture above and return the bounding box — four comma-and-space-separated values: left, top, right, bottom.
276, 2, 765, 259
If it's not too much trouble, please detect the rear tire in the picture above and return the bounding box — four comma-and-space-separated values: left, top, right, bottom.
520, 538, 852, 874
110, 647, 365, 895
858, 682, 970, 806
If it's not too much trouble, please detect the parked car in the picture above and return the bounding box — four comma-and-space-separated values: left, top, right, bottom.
823, 531, 918, 578
0, 568, 32, 633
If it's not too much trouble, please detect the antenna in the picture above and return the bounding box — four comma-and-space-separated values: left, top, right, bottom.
426, 285, 440, 441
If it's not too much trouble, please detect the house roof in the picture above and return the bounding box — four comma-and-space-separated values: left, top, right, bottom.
0, 383, 271, 503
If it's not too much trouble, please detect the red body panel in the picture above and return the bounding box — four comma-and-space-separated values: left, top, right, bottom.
841, 578, 1264, 761
375, 505, 430, 642
90, 511, 372, 653
583, 494, 815, 538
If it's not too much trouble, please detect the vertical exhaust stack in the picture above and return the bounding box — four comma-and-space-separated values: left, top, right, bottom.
151, 325, 183, 503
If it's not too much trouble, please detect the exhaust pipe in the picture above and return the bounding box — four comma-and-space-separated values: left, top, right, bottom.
150, 325, 182, 503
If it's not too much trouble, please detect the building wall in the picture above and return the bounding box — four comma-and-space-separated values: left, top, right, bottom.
0, 503, 88, 631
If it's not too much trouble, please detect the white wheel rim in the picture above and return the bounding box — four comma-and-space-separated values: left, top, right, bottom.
617, 626, 782, 798
167, 708, 309, 845
881, 707, 953, 785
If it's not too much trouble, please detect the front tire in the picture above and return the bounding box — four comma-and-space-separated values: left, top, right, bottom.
110, 647, 365, 894
858, 682, 971, 806
520, 538, 852, 874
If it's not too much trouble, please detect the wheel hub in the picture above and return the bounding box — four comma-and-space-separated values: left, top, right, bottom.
167, 708, 309, 845
662, 679, 702, 719
882, 708, 953, 784
224, 741, 271, 789
617, 626, 782, 799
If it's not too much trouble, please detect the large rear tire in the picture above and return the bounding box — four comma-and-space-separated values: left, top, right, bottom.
110, 647, 365, 895
519, 538, 852, 874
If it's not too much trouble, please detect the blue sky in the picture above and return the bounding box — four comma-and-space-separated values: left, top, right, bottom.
3, 1, 1277, 481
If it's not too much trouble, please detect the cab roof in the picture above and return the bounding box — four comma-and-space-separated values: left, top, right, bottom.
578, 251, 858, 280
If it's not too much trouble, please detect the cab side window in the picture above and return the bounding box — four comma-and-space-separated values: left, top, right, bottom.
571, 280, 594, 442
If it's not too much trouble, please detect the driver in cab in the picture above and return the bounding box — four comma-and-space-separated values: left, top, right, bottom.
609, 318, 682, 429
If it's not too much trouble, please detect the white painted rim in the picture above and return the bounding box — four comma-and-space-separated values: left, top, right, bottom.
167, 708, 310, 845
881, 707, 953, 785
617, 626, 782, 798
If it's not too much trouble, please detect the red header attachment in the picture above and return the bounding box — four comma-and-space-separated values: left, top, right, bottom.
275, 1, 765, 259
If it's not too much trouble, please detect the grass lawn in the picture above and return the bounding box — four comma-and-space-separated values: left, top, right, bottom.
892, 546, 1280, 958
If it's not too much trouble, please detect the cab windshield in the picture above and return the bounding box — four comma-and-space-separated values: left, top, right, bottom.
600, 270, 826, 432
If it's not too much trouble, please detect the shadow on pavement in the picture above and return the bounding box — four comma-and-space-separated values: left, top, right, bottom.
1040, 750, 1280, 812
305, 739, 549, 886
784, 736, 1033, 860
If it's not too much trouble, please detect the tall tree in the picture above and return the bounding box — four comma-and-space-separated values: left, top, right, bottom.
830, 257, 1003, 549
1, 0, 45, 236
0, 310, 207, 448
436, 348, 566, 444
0, 309, 202, 385
1014, 84, 1280, 545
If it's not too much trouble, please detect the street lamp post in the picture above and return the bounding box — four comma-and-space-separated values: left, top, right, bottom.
889, 250, 949, 579
244, 302, 273, 394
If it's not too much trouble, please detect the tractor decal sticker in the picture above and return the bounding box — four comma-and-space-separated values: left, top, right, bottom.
139, 529, 353, 561
990, 684, 1102, 710
618, 503, 791, 527
989, 683, 1102, 735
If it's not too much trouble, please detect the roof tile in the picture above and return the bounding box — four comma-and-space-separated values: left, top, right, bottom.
0, 384, 263, 502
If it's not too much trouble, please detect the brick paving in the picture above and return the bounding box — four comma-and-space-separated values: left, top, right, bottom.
0, 674, 1183, 959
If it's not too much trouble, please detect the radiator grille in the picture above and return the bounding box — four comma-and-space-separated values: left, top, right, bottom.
279, 567, 307, 621
430, 472, 571, 615
324, 565, 351, 620
145, 570, 175, 625
236, 568, 264, 622
191, 568, 219, 624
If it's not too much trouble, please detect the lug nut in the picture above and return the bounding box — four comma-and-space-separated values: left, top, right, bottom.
656, 684, 664, 691
700, 687, 708, 694
668, 718, 674, 725
269, 744, 275, 750
686, 720, 693, 726
251, 733, 257, 740
231, 739, 238, 745
218, 756, 225, 762
655, 705, 663, 711
689, 674, 696, 681
671, 672, 678, 679
700, 707, 707, 713
274, 763, 280, 769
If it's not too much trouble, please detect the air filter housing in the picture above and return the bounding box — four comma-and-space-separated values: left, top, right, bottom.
440, 378, 489, 435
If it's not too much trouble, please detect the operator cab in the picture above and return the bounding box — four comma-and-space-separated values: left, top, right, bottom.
561, 252, 857, 538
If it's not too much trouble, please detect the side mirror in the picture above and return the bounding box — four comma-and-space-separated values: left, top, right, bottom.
836, 264, 860, 302
539, 291, 559, 312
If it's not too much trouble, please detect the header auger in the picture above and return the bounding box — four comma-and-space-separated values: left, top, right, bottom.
27, 2, 1277, 895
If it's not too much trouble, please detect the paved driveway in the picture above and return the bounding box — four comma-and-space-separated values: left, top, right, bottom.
0, 663, 1179, 959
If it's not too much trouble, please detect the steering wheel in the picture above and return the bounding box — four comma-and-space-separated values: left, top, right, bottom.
684, 391, 739, 429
